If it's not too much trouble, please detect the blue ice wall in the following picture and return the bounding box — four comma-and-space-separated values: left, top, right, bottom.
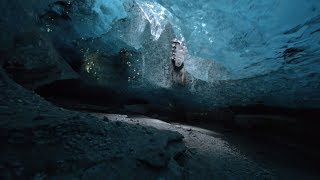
80, 0, 320, 108
83, 0, 320, 77
1, 0, 319, 108
155, 0, 320, 78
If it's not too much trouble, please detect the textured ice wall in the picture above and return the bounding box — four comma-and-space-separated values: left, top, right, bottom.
92, 0, 128, 33
25, 0, 316, 108
157, 0, 320, 78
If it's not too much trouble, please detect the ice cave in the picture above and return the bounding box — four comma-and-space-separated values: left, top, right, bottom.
0, 0, 320, 179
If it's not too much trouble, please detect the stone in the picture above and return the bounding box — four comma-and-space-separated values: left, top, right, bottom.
124, 104, 148, 114
3, 30, 78, 89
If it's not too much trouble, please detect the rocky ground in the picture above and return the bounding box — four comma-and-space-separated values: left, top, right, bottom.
92, 113, 320, 180
0, 67, 186, 179
2, 65, 320, 179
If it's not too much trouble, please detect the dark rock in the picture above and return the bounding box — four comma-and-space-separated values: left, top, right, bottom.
3, 30, 78, 89
115, 121, 122, 126
138, 150, 171, 168
124, 104, 148, 114
33, 115, 46, 121
103, 117, 109, 122
68, 115, 80, 120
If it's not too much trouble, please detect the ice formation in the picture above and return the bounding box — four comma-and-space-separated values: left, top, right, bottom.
75, 0, 319, 108
2, 0, 317, 108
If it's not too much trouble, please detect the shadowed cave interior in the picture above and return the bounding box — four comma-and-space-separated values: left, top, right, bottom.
1, 0, 320, 179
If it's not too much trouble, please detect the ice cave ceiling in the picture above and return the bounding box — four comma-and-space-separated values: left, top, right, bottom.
88, 0, 320, 79
1, 0, 320, 108
78, 0, 320, 108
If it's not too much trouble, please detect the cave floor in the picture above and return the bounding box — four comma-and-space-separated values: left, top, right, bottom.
90, 113, 319, 179
1, 68, 319, 179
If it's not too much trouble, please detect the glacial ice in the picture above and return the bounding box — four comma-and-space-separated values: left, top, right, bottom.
92, 0, 128, 33
157, 0, 320, 78
89, 0, 320, 78
76, 0, 320, 108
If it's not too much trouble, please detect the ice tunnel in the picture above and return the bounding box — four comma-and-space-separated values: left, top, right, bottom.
1, 0, 320, 179
0, 0, 319, 109
68, 0, 320, 108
